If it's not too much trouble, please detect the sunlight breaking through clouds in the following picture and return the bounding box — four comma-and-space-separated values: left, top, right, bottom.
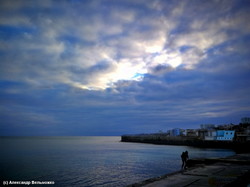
73, 59, 148, 90
152, 50, 183, 68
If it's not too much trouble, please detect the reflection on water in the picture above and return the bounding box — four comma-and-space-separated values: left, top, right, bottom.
0, 136, 235, 186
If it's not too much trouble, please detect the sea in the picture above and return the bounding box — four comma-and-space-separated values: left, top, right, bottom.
0, 136, 235, 187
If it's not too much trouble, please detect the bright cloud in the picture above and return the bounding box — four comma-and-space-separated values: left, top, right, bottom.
152, 50, 183, 68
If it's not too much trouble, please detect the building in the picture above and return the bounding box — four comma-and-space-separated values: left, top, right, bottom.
216, 130, 235, 141
241, 117, 250, 124
184, 129, 198, 137
235, 126, 250, 142
170, 128, 181, 136
198, 129, 207, 139
204, 130, 217, 141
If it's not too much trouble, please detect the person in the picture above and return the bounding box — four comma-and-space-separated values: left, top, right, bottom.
181, 150, 189, 169
181, 152, 186, 169
185, 151, 189, 160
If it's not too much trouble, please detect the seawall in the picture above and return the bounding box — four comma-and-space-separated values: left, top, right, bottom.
121, 134, 250, 153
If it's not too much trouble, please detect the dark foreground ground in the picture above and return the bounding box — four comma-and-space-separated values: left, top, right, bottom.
127, 154, 250, 187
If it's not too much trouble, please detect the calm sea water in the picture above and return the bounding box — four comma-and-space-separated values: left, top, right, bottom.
0, 136, 235, 186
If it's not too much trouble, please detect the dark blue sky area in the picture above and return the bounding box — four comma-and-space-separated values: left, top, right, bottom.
0, 0, 250, 136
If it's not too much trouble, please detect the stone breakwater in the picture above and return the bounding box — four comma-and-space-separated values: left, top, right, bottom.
121, 134, 250, 153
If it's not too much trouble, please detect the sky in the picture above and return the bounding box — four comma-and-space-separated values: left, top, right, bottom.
0, 0, 250, 136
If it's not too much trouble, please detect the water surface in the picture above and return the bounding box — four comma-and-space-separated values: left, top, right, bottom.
0, 136, 235, 186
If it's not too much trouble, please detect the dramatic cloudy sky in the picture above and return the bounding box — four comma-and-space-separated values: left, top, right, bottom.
1, 0, 250, 136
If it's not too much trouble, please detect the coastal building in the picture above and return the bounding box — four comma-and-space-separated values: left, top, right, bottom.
216, 130, 235, 141
241, 117, 250, 124
199, 125, 216, 140
204, 130, 217, 141
235, 126, 250, 142
170, 128, 181, 136
198, 129, 207, 139
184, 129, 198, 137
180, 129, 185, 136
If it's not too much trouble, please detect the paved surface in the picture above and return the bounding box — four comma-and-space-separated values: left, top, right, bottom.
143, 163, 250, 187
129, 154, 250, 187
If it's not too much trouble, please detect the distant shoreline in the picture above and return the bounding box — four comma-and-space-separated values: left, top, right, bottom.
121, 134, 250, 153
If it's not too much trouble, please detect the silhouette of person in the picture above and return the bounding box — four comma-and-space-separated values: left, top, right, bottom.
181, 151, 189, 169
181, 152, 185, 169
185, 151, 189, 160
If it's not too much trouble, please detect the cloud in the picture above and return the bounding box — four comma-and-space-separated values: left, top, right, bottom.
1, 0, 249, 91
0, 0, 250, 135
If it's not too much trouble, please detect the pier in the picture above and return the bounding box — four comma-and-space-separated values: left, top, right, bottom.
127, 154, 250, 187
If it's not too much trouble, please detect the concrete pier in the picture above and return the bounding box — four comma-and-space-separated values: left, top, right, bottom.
127, 154, 250, 187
